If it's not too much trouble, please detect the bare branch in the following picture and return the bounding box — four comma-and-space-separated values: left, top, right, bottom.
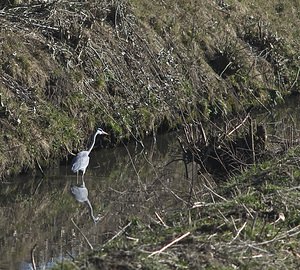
148, 232, 191, 257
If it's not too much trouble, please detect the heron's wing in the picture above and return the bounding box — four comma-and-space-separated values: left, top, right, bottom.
71, 186, 88, 202
71, 151, 90, 172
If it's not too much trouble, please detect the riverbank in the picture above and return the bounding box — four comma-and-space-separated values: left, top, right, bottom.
0, 0, 299, 179
51, 146, 300, 269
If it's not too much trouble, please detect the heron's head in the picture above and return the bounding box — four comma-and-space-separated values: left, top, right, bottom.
97, 128, 109, 135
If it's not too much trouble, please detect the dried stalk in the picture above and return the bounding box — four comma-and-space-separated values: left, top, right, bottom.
104, 221, 132, 247
226, 114, 250, 137
31, 244, 37, 270
148, 231, 191, 257
155, 212, 169, 228
229, 221, 247, 244
71, 218, 94, 250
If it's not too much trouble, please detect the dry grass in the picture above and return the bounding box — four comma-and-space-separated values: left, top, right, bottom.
48, 144, 300, 269
0, 0, 299, 181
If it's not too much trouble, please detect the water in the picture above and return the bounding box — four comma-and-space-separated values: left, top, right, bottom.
1, 94, 300, 269
0, 132, 188, 269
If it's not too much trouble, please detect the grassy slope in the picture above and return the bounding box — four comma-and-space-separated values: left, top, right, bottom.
0, 0, 299, 178
0, 0, 299, 268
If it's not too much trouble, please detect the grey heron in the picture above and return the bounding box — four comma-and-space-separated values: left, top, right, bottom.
71, 128, 108, 182
71, 180, 100, 223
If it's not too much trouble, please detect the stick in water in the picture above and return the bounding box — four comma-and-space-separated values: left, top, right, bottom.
71, 218, 94, 250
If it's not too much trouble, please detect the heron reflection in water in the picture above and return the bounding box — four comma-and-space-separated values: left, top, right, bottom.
71, 180, 100, 223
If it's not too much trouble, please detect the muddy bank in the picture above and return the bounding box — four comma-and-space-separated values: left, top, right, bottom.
0, 0, 299, 178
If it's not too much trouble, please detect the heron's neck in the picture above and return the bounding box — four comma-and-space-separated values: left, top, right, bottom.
87, 131, 99, 154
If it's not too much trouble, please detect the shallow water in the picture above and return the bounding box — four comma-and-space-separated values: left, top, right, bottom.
0, 132, 189, 269
1, 95, 300, 269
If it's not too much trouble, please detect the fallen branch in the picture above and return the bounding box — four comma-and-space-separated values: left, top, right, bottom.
202, 183, 228, 202
103, 221, 132, 247
255, 224, 300, 246
229, 221, 247, 244
226, 114, 250, 137
148, 231, 191, 257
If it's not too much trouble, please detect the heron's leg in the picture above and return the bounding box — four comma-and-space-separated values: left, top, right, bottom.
76, 171, 79, 184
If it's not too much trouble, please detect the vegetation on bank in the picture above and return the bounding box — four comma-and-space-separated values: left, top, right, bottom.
0, 1, 299, 268
0, 0, 299, 178
50, 146, 300, 269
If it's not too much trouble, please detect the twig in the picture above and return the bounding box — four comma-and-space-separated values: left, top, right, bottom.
183, 126, 191, 144
226, 114, 250, 137
199, 122, 208, 146
35, 158, 44, 176
32, 178, 44, 196
66, 250, 76, 261
256, 224, 300, 246
270, 212, 285, 225
202, 183, 228, 202
64, 143, 76, 156
177, 137, 187, 154
219, 61, 232, 78
122, 142, 145, 191
187, 160, 195, 205
155, 212, 169, 228
212, 6, 231, 16
289, 67, 300, 91
31, 244, 37, 270
218, 209, 230, 223
192, 201, 224, 208
250, 118, 256, 164
229, 221, 247, 244
241, 254, 273, 259
241, 203, 254, 219
208, 233, 218, 240
148, 231, 191, 257
104, 221, 132, 247
231, 216, 237, 232
71, 218, 94, 250
165, 185, 189, 205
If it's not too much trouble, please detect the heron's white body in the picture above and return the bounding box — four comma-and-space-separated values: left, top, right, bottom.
71, 128, 108, 181
71, 151, 90, 174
